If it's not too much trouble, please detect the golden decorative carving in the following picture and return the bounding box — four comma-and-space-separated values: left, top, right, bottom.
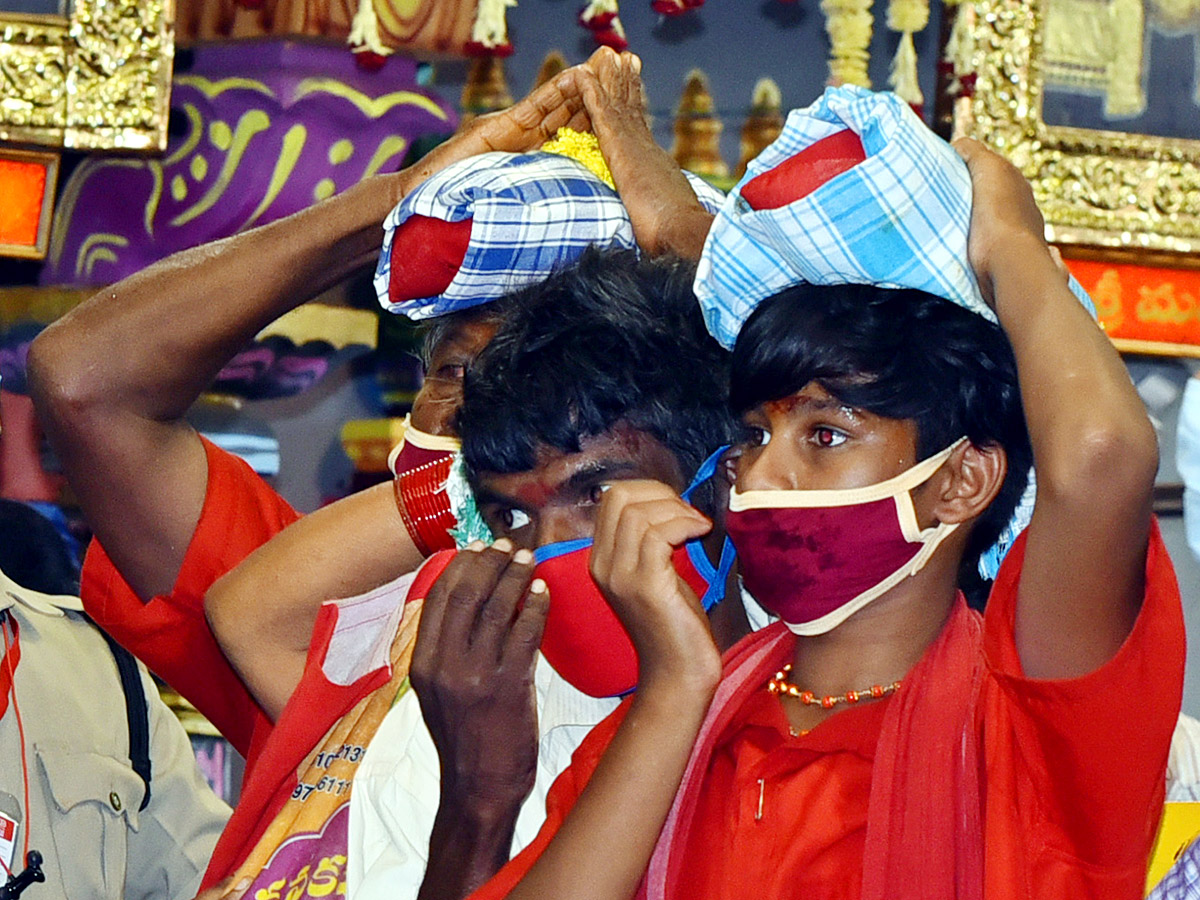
953, 0, 1200, 256
0, 0, 175, 152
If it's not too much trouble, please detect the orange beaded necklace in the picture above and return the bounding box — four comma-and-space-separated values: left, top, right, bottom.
767, 663, 902, 710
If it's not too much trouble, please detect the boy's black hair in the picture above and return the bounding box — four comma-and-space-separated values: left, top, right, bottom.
459, 247, 739, 508
731, 283, 1032, 598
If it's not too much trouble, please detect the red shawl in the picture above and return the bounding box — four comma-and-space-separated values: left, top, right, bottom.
472, 598, 986, 900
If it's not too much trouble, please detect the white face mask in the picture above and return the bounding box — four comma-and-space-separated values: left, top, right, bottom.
726, 438, 966, 635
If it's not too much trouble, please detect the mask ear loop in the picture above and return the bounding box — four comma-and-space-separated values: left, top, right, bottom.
698, 538, 737, 612
681, 445, 730, 505
681, 446, 739, 612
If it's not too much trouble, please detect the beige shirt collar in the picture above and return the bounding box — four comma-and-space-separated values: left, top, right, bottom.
0, 567, 84, 617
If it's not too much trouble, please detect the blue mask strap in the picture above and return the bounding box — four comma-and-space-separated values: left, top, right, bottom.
680, 445, 736, 612
687, 535, 737, 612
532, 537, 592, 565
681, 445, 730, 504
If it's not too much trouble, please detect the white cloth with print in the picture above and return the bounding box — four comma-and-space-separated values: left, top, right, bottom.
348, 653, 619, 900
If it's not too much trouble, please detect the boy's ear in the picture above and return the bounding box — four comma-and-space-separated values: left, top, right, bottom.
929, 441, 1007, 526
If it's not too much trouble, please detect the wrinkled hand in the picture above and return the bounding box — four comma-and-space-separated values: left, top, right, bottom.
954, 137, 1052, 308
403, 67, 595, 191
411, 539, 548, 812
571, 47, 715, 258
589, 481, 721, 693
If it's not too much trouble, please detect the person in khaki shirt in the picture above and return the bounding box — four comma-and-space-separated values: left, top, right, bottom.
0, 498, 230, 900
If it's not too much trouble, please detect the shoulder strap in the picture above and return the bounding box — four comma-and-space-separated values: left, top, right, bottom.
91, 620, 152, 811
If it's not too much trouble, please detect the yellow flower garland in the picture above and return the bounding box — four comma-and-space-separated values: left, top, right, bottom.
886, 0, 929, 106
541, 128, 616, 189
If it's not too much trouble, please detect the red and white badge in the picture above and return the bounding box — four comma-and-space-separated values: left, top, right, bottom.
0, 810, 18, 872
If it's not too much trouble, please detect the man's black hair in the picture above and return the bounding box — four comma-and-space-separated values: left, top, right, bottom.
731, 282, 1032, 599
419, 295, 519, 369
459, 247, 739, 508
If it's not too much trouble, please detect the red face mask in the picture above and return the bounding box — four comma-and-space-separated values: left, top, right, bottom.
389, 418, 462, 555
532, 536, 735, 698
725, 439, 964, 635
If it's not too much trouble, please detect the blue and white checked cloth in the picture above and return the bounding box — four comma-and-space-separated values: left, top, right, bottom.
695, 86, 987, 349
376, 150, 725, 320
695, 85, 1096, 580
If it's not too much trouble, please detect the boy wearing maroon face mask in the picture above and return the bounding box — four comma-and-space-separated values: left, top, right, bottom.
459, 137, 1184, 900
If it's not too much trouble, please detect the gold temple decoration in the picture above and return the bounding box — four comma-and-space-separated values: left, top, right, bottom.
736, 77, 784, 180
533, 50, 568, 91
671, 69, 728, 180
459, 56, 513, 129
1041, 0, 1144, 118
953, 0, 1200, 256
0, 0, 175, 152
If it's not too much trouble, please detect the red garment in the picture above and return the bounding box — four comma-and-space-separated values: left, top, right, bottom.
80, 439, 452, 888
471, 521, 1184, 900
82, 437, 300, 755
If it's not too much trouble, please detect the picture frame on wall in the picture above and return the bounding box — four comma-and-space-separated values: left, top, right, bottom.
0, 0, 175, 151
951, 0, 1200, 357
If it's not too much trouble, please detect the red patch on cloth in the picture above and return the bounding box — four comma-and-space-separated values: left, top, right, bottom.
740, 130, 866, 211
388, 216, 473, 303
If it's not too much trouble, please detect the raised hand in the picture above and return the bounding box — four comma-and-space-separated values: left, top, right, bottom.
571, 47, 716, 259
588, 480, 721, 694
410, 539, 549, 900
405, 68, 595, 188
953, 137, 1052, 310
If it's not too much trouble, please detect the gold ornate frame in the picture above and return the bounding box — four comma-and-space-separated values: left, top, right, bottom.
0, 0, 175, 152
952, 0, 1200, 257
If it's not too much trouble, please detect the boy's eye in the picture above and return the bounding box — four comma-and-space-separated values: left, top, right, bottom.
499, 508, 531, 531
813, 427, 846, 448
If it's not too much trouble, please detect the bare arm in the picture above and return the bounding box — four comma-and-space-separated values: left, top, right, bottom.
28, 71, 595, 605
956, 139, 1157, 680
499, 482, 720, 900
204, 479, 423, 720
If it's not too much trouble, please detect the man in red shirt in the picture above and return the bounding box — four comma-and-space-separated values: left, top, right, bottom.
25, 66, 602, 888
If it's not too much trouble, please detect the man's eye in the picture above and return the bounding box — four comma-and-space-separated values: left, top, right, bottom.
586, 483, 612, 505
500, 508, 531, 531
434, 363, 466, 381
813, 427, 846, 448
743, 426, 770, 447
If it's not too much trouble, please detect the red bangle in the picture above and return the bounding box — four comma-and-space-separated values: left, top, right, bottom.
394, 456, 457, 555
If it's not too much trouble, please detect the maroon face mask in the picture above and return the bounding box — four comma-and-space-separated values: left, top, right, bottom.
531, 536, 736, 698
725, 439, 964, 635
389, 419, 461, 555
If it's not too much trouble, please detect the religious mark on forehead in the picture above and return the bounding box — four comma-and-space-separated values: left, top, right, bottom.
765, 390, 859, 422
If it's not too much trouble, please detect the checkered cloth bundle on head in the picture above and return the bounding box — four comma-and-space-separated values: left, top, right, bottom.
375, 150, 725, 320
695, 85, 1096, 580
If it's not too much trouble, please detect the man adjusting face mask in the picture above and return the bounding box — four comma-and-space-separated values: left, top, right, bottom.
531, 448, 738, 698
